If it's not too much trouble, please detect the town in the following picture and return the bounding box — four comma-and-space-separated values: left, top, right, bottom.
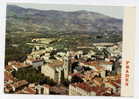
4, 38, 122, 96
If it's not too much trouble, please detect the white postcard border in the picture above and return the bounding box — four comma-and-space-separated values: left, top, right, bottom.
0, 0, 138, 99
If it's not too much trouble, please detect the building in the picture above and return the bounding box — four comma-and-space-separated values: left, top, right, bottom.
35, 84, 50, 94
16, 87, 37, 94
25, 58, 43, 70
69, 82, 114, 96
4, 71, 16, 84
105, 81, 120, 93
42, 53, 50, 62
32, 60, 44, 70
69, 82, 111, 96
15, 83, 37, 94
4, 80, 28, 93
93, 43, 114, 47
5, 65, 15, 72
82, 61, 113, 72
41, 58, 69, 84
69, 82, 96, 96
7, 61, 31, 71
81, 61, 106, 78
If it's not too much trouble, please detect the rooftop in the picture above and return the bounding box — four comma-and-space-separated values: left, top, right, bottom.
8, 61, 31, 69
47, 60, 64, 68
93, 43, 114, 46
5, 65, 14, 71
23, 87, 36, 94
106, 81, 120, 88
69, 73, 84, 78
71, 82, 102, 93
83, 61, 113, 66
4, 71, 15, 82
13, 80, 28, 89
27, 58, 43, 63
43, 84, 50, 88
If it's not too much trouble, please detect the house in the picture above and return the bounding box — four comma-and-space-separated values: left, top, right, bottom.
93, 77, 103, 87
50, 86, 68, 94
69, 82, 109, 96
5, 65, 14, 72
35, 84, 50, 94
83, 70, 100, 81
105, 81, 120, 93
83, 61, 113, 72
7, 61, 32, 71
96, 87, 112, 96
4, 80, 28, 93
4, 71, 16, 84
20, 87, 37, 94
81, 61, 106, 78
12, 80, 29, 92
69, 82, 114, 96
4, 83, 13, 93
16, 83, 37, 94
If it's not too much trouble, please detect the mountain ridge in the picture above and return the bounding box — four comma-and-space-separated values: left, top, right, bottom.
6, 5, 122, 34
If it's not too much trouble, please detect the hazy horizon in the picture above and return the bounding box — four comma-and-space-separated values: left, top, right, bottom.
8, 3, 123, 19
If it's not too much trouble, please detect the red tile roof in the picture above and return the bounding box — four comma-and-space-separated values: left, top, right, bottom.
72, 82, 101, 93
106, 81, 120, 88
83, 61, 113, 66
110, 82, 120, 88
5, 65, 14, 71
23, 87, 36, 94
4, 71, 15, 82
69, 73, 84, 78
13, 80, 28, 89
43, 84, 50, 88
47, 60, 64, 68
8, 61, 31, 69
27, 58, 43, 63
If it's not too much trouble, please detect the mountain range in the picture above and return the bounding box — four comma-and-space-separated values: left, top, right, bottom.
6, 5, 123, 34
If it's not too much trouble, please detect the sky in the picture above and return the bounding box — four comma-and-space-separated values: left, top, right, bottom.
8, 3, 124, 19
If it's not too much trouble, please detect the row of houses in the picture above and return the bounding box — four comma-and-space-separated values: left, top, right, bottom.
69, 82, 116, 96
